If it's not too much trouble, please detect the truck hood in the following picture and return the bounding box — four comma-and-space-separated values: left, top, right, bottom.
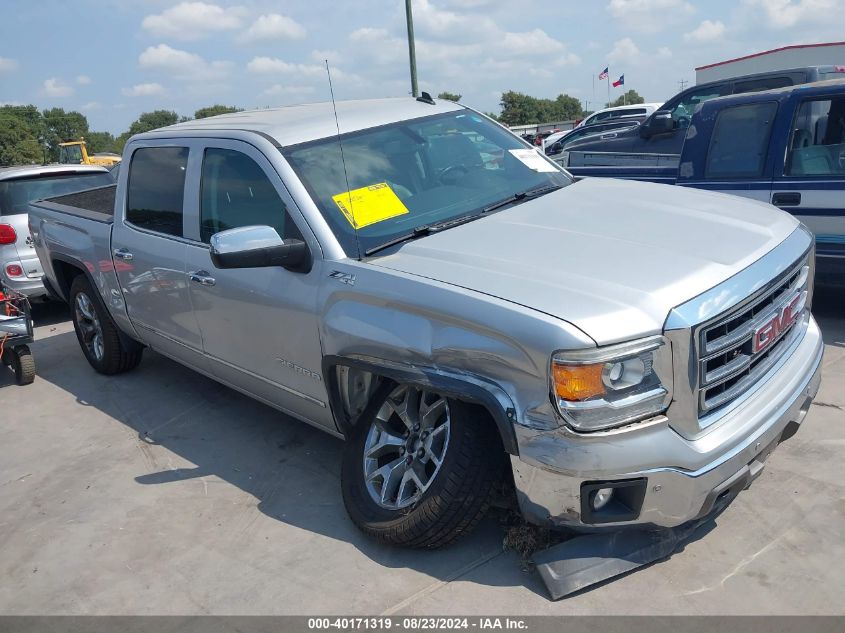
368, 178, 799, 345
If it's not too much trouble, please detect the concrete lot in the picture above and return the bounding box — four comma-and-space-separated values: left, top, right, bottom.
0, 289, 843, 615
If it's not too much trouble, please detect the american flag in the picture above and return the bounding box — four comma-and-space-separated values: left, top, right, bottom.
598, 67, 609, 80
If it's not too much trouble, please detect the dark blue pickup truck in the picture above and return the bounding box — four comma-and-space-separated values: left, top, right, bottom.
566, 79, 845, 285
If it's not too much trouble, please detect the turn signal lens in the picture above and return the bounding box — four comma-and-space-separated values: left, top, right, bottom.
552, 363, 606, 401
5, 264, 24, 278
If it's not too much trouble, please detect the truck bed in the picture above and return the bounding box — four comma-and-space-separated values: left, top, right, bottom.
35, 184, 116, 224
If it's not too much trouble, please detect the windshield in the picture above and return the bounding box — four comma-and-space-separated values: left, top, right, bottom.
0, 172, 113, 216
283, 111, 571, 257
60, 144, 84, 163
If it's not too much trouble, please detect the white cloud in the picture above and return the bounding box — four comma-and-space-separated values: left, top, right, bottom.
76, 75, 92, 85
607, 0, 694, 33
311, 49, 341, 63
122, 83, 165, 97
246, 56, 325, 77
139, 44, 232, 81
240, 14, 306, 42
501, 29, 567, 57
0, 57, 18, 73
684, 20, 726, 42
42, 78, 73, 97
81, 101, 101, 110
263, 84, 315, 97
739, 0, 836, 29
607, 37, 641, 65
141, 2, 245, 41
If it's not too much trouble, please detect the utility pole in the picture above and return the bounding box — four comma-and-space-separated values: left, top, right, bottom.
678, 79, 689, 91
405, 0, 419, 97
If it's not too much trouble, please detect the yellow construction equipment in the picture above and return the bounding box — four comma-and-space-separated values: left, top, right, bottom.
58, 139, 121, 168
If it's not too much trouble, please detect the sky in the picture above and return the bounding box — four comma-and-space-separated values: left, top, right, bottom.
1, 0, 843, 134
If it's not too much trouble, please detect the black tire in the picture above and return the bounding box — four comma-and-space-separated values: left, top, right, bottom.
11, 345, 35, 385
341, 381, 505, 549
69, 275, 143, 375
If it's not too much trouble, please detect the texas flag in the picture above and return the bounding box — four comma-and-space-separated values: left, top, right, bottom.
598, 67, 609, 80
612, 74, 625, 88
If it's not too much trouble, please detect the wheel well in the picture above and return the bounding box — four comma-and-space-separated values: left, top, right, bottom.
51, 259, 86, 302
325, 358, 519, 455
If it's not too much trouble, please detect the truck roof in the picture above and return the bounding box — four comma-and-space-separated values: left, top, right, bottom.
0, 164, 109, 181
700, 78, 845, 111
149, 97, 466, 148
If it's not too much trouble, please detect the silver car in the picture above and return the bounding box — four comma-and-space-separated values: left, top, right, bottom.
0, 165, 114, 297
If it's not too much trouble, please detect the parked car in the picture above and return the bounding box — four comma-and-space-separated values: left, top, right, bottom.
543, 118, 645, 157
575, 103, 661, 128
566, 79, 845, 286
0, 165, 114, 298
30, 97, 822, 551
564, 66, 845, 161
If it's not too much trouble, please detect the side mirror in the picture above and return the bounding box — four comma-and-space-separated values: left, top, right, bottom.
209, 225, 311, 273
641, 111, 674, 138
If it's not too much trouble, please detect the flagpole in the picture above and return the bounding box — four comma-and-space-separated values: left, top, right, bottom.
592, 73, 595, 112
607, 71, 610, 106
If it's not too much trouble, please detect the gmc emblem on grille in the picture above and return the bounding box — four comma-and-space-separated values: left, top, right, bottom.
752, 292, 805, 353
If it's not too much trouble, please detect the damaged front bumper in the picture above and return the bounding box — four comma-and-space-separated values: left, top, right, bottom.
511, 317, 824, 530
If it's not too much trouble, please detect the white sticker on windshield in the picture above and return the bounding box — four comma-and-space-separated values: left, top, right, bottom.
509, 148, 558, 172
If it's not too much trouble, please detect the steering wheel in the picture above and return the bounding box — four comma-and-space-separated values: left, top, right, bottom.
438, 165, 470, 185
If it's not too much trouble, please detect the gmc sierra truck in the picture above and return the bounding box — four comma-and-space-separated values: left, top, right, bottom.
29, 97, 823, 550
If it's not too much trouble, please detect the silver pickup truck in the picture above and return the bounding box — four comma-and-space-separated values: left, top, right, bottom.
29, 97, 823, 549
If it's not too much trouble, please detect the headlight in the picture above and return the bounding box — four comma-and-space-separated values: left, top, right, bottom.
551, 336, 672, 431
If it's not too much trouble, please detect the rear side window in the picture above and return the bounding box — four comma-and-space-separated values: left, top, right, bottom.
200, 148, 301, 243
126, 147, 188, 237
706, 102, 777, 178
0, 172, 113, 216
733, 76, 792, 94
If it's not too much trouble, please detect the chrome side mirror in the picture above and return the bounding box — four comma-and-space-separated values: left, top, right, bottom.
209, 225, 311, 273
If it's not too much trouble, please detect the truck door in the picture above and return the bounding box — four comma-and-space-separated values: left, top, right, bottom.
774, 92, 845, 284
183, 140, 333, 429
111, 142, 209, 372
641, 85, 732, 155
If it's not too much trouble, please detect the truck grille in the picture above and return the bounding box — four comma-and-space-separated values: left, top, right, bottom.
696, 260, 810, 417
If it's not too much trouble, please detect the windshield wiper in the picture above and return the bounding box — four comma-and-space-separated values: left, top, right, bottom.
364, 213, 486, 257
363, 184, 565, 257
482, 184, 565, 214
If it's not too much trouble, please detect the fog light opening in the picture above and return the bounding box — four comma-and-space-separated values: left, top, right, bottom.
592, 487, 614, 510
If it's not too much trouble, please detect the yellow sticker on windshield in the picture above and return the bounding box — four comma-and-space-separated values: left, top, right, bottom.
332, 182, 409, 230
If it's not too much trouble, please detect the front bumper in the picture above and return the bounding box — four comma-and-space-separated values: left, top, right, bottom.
511, 316, 824, 529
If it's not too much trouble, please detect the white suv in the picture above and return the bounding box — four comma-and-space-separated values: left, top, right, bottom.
0, 164, 113, 298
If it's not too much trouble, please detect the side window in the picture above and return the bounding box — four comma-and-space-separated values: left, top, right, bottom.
126, 147, 189, 237
706, 102, 777, 178
669, 86, 730, 128
786, 97, 845, 177
200, 148, 302, 243
733, 76, 792, 94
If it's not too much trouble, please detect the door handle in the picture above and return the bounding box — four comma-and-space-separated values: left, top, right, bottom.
113, 248, 134, 261
189, 270, 216, 286
772, 192, 801, 206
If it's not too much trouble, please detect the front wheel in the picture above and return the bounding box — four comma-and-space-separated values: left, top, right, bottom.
341, 381, 504, 548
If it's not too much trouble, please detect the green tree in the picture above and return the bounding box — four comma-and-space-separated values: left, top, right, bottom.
128, 110, 181, 135
84, 131, 117, 154
42, 108, 89, 160
436, 92, 462, 102
115, 110, 182, 153
606, 89, 645, 108
498, 91, 583, 126
194, 104, 242, 119
0, 115, 43, 166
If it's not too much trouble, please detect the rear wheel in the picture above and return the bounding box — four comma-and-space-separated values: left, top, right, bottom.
341, 381, 504, 548
70, 275, 142, 375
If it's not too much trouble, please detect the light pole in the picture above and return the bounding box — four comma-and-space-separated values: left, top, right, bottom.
405, 0, 419, 97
